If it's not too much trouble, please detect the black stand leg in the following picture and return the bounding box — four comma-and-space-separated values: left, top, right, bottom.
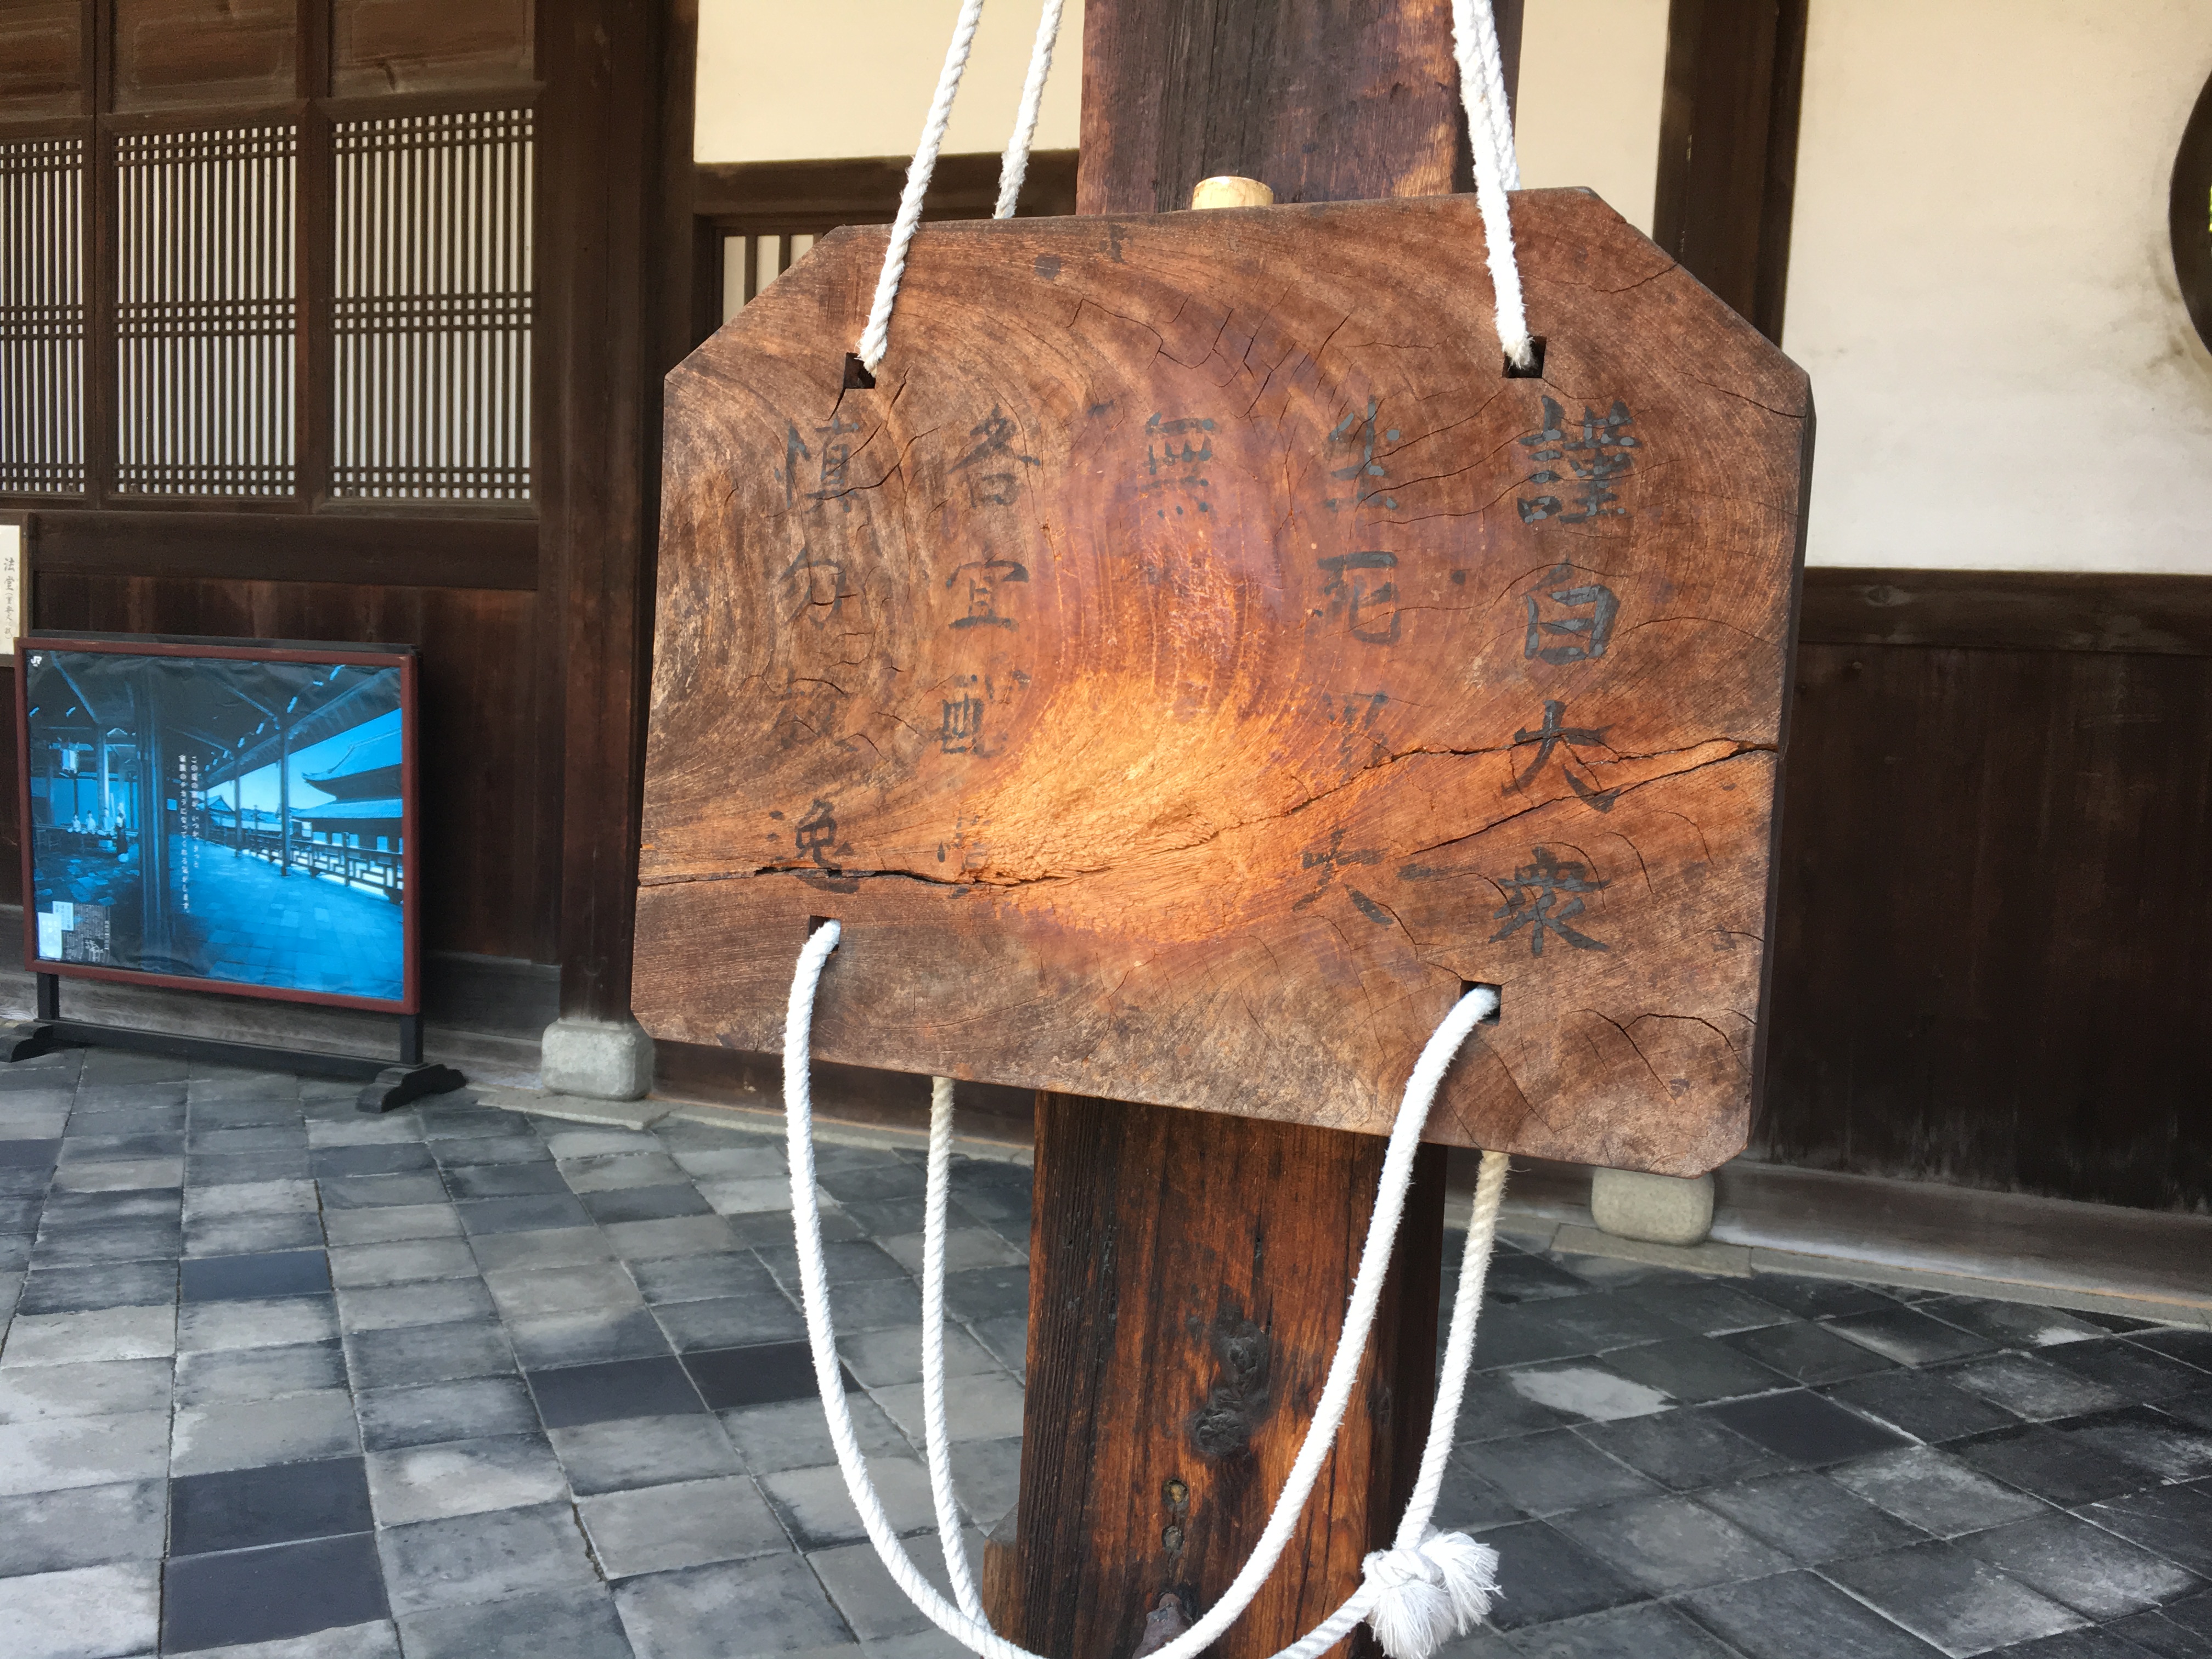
0, 975, 64, 1063
356, 1013, 466, 1113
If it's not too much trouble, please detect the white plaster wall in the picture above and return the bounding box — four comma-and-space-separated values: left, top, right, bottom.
1787, 1, 2212, 572
1513, 0, 1669, 234
696, 0, 1083, 165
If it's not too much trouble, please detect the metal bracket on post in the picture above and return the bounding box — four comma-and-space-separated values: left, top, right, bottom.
357, 1012, 467, 1114
0, 973, 62, 1062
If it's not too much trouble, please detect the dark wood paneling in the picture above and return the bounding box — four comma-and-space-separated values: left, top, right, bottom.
1652, 0, 1806, 342
692, 149, 1080, 231
32, 510, 538, 590
114, 0, 298, 112
1759, 608, 2212, 1212
0, 0, 84, 119
1801, 567, 2212, 658
332, 0, 533, 98
33, 574, 555, 961
1076, 1, 1517, 215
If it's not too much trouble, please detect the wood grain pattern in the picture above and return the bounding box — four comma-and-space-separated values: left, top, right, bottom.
637, 190, 1810, 1172
1001, 1095, 1444, 1659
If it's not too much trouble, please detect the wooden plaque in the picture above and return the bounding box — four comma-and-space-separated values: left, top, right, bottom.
637, 190, 1811, 1172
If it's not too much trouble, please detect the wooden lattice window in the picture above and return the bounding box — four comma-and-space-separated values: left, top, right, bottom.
0, 0, 535, 511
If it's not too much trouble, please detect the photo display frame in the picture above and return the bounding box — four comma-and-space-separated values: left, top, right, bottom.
16, 634, 421, 1013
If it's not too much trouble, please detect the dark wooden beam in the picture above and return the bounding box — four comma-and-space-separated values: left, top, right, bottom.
1651, 0, 1807, 342
691, 149, 1080, 230
1798, 568, 2212, 658
29, 509, 538, 591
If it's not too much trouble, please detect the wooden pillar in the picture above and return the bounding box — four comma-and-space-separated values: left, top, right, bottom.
535, 0, 692, 1023
991, 7, 1505, 1656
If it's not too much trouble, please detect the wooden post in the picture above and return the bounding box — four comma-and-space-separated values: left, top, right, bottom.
990, 8, 1500, 1655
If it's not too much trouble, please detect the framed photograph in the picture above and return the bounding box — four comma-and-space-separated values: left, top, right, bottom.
0, 512, 29, 660
17, 634, 420, 1012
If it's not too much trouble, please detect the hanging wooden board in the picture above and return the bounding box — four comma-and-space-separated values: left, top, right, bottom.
635, 190, 1811, 1173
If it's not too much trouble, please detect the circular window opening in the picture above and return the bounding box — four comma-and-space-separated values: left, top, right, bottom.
2175, 68, 2212, 352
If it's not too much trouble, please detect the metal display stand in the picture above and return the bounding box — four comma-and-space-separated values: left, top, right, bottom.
0, 973, 465, 1113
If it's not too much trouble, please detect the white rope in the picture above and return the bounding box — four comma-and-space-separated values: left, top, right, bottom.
921, 1074, 988, 1623
784, 921, 1511, 1659
994, 0, 1066, 220
1451, 0, 1536, 369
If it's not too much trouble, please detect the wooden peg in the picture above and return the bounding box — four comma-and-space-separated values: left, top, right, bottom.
1189, 174, 1274, 210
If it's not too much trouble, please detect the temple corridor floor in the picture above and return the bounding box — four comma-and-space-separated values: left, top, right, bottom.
0, 1046, 2208, 1658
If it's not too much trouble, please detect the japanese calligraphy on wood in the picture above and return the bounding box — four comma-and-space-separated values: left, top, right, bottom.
636, 189, 1812, 1173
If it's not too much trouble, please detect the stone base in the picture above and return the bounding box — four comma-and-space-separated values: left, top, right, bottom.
539, 1015, 656, 1102
480, 1085, 668, 1132
1590, 1167, 1716, 1246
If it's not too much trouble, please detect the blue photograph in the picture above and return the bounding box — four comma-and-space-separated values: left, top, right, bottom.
22, 646, 411, 1005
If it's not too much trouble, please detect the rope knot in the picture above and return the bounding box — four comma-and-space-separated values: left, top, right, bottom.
1362, 1532, 1499, 1659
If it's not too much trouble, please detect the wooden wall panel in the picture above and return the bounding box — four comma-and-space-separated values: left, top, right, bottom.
114, 0, 299, 112
1758, 618, 2212, 1214
32, 574, 554, 963
332, 0, 533, 97
0, 0, 84, 119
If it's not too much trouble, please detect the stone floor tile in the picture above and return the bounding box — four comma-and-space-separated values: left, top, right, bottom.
947, 1434, 1022, 1530
0, 1559, 162, 1659
0, 1355, 171, 1422
696, 1176, 800, 1215
812, 1277, 924, 1335
2045, 1341, 2212, 1405
376, 1499, 600, 1616
1506, 1599, 1744, 1659
2080, 1483, 2212, 1577
342, 1319, 514, 1392
654, 1292, 807, 1352
1599, 1335, 1793, 1407
2129, 1330, 2212, 1374
871, 1369, 1026, 1446
51, 1156, 184, 1192
722, 1205, 864, 1248
321, 1204, 464, 1248
326, 1238, 479, 1289
755, 1240, 907, 1289
433, 1136, 556, 1170
441, 1163, 573, 1200
40, 1187, 176, 1226
307, 1114, 425, 1147
1473, 1519, 1648, 1630
628, 1251, 781, 1307
560, 1151, 693, 1193
310, 1144, 438, 1180
163, 1531, 390, 1653
1830, 1446, 2052, 1538
760, 1454, 938, 1548
1962, 1510, 2203, 1621
455, 1194, 594, 1238
182, 1249, 332, 1303
1824, 1368, 2027, 1444
1696, 1469, 1929, 1565
1829, 1538, 2087, 1654
319, 1173, 451, 1211
806, 1533, 979, 1643
616, 1553, 852, 1658
871, 1228, 1030, 1279
1449, 1370, 1575, 1446
395, 1585, 634, 1659
171, 1455, 375, 1556
665, 1143, 785, 1182
334, 1278, 496, 1335
364, 1431, 568, 1526
1575, 1408, 1788, 1493
180, 1619, 402, 1658
482, 1260, 645, 1322
602, 1215, 742, 1262
59, 1131, 185, 1162
0, 1479, 168, 1575
173, 1387, 360, 1475
1707, 1389, 1916, 1465
191, 1125, 309, 1157
186, 1211, 328, 1257
506, 1307, 672, 1370
176, 1340, 345, 1408
1915, 1299, 2108, 1351
2060, 1406, 2212, 1484
1946, 1353, 2133, 1422
1553, 1491, 1795, 1594
1499, 1362, 1673, 1424
0, 1409, 171, 1494
31, 1216, 182, 1266
465, 1226, 616, 1274
193, 1150, 314, 1186
2, 1302, 176, 1366
578, 1472, 786, 1578
543, 1128, 663, 1161
548, 1412, 743, 1496
1722, 1321, 1901, 1387
1682, 1569, 1944, 1658
183, 1180, 321, 1221
1950, 1423, 2154, 1508
356, 1375, 540, 1452
527, 1355, 708, 1429
178, 1294, 339, 1354
581, 1184, 715, 1226
721, 1391, 912, 1475
838, 1323, 1001, 1390
1823, 1307, 2000, 1368
2102, 1606, 2212, 1659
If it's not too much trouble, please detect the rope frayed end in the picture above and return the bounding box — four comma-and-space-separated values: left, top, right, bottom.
1363, 1532, 1499, 1659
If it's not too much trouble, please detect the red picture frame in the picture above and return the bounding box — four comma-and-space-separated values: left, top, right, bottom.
16, 633, 421, 1014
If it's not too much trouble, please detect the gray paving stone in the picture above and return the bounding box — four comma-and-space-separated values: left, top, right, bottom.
176, 1339, 347, 1407
614, 1553, 853, 1659
321, 1173, 452, 1210
721, 1392, 912, 1475
872, 1369, 1025, 1446
1500, 1362, 1673, 1424
2079, 1484, 2212, 1577
0, 1479, 168, 1575
760, 1455, 942, 1548
603, 1215, 742, 1261
0, 1409, 171, 1494
1695, 1470, 1930, 1565
629, 1251, 782, 1306
51, 1155, 183, 1191
1553, 1491, 1794, 1594
806, 1533, 980, 1643
172, 1387, 359, 1474
182, 1178, 319, 1220
653, 1292, 807, 1352
377, 1499, 602, 1616
1916, 1297, 2107, 1350
187, 1210, 328, 1257
1575, 1409, 1787, 1494
3, 1302, 176, 1365
466, 1226, 616, 1274
483, 1260, 646, 1321
342, 1318, 514, 1392
1683, 1569, 1944, 1658
665, 1143, 786, 1182
181, 1617, 403, 1657
947, 1434, 1022, 1531
1831, 1445, 2053, 1538
1508, 1600, 1743, 1659
1722, 1321, 1900, 1386
356, 1375, 540, 1452
506, 1306, 673, 1369
327, 1237, 480, 1288
1828, 1539, 2087, 1654
578, 1472, 788, 1577
1946, 1353, 2133, 1421
308, 1114, 426, 1147
365, 1431, 568, 1525
560, 1150, 694, 1192
837, 1323, 1001, 1390
335, 1277, 498, 1334
321, 1203, 465, 1247
0, 1356, 171, 1422
1961, 1510, 2204, 1621
396, 1585, 634, 1659
178, 1293, 338, 1353
549, 1412, 745, 1496
0, 1559, 163, 1659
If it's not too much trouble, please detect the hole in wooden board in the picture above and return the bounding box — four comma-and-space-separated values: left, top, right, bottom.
1504, 336, 1547, 379
807, 915, 838, 938
1462, 981, 1503, 1023
842, 353, 876, 389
